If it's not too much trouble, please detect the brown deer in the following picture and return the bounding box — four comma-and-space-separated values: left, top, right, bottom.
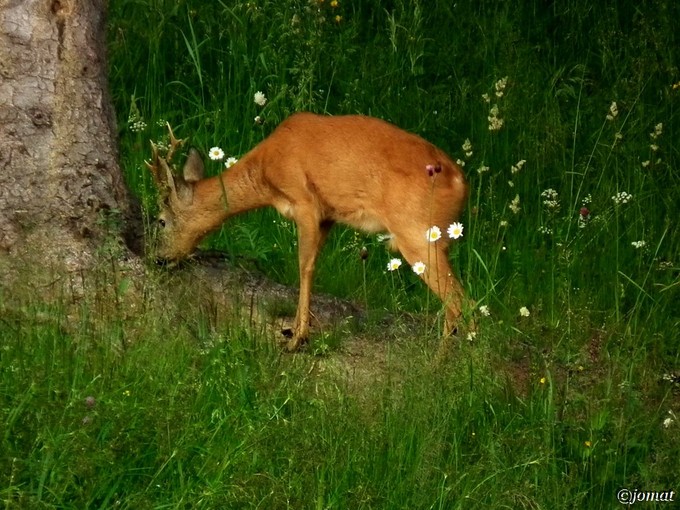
146, 112, 469, 352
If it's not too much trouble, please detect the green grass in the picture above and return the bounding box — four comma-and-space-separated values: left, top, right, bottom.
2, 0, 680, 508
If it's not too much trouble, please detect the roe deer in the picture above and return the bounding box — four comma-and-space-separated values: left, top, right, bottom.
146, 112, 469, 352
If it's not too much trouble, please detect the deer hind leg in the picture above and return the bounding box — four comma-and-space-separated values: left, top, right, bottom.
395, 237, 465, 337
286, 214, 332, 352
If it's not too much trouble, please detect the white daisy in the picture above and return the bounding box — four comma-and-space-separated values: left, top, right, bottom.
387, 258, 402, 271
447, 222, 464, 239
426, 226, 442, 242
209, 147, 224, 161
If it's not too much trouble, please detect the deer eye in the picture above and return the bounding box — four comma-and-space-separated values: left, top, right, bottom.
158, 218, 166, 228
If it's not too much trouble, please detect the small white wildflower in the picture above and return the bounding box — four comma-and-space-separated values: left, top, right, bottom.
582, 194, 592, 206
479, 305, 490, 317
254, 91, 267, 106
447, 222, 464, 239
511, 159, 526, 174
541, 188, 558, 199
541, 188, 560, 210
612, 191, 633, 205
488, 104, 504, 131
651, 123, 663, 139
606, 101, 619, 121
224, 157, 238, 168
462, 138, 473, 158
412, 261, 426, 275
508, 180, 515, 188
509, 194, 521, 214
650, 144, 659, 152
499, 220, 509, 227
456, 159, 466, 167
208, 147, 225, 161
129, 119, 147, 133
642, 160, 651, 168
519, 306, 530, 317
663, 410, 676, 429
482, 92, 491, 103
488, 116, 504, 131
466, 331, 477, 341
494, 76, 508, 97
631, 240, 646, 249
153, 140, 169, 153
254, 115, 263, 124
477, 164, 490, 175
387, 258, 402, 271
426, 226, 442, 242
538, 226, 553, 235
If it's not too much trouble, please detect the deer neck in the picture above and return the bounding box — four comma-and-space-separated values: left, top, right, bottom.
193, 159, 269, 230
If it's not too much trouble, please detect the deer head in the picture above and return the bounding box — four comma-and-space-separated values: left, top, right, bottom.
145, 124, 208, 262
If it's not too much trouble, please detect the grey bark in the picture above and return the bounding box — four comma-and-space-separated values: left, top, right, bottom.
0, 0, 140, 272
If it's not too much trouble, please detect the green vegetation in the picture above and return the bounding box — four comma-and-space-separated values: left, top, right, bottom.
2, 0, 679, 508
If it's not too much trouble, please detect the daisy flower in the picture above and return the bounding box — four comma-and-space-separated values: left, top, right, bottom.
387, 258, 402, 271
412, 261, 426, 275
447, 222, 464, 239
209, 147, 225, 161
224, 157, 238, 169
426, 226, 442, 242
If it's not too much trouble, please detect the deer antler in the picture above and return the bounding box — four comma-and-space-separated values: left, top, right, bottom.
165, 122, 184, 162
144, 123, 185, 186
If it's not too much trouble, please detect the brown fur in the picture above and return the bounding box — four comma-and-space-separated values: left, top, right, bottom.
148, 113, 469, 351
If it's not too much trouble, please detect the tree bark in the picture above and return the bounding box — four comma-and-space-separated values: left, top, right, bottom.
0, 0, 139, 274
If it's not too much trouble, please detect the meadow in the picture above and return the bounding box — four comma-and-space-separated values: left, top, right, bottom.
1, 0, 679, 508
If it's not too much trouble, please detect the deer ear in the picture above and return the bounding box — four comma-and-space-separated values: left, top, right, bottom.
183, 149, 204, 183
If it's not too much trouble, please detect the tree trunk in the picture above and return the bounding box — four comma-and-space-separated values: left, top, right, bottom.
0, 0, 140, 275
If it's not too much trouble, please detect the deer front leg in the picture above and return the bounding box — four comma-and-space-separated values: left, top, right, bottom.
286, 215, 331, 352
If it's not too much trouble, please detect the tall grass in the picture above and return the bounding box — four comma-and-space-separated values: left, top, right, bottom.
1, 0, 679, 508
